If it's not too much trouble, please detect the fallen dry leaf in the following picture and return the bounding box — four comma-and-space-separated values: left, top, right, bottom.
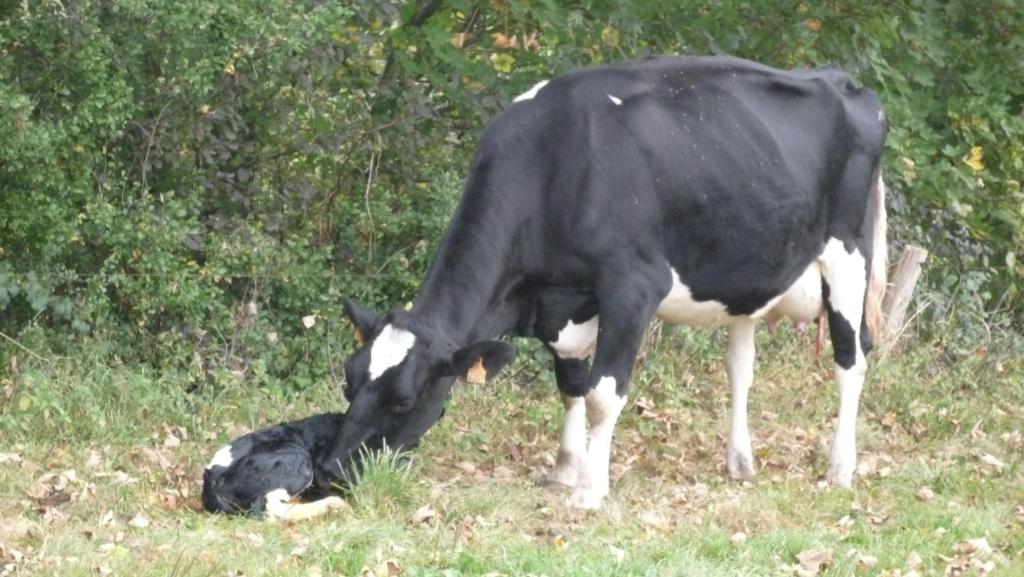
639, 510, 669, 530
907, 550, 923, 568
163, 433, 181, 449
411, 504, 435, 524
0, 453, 22, 465
85, 449, 104, 470
857, 553, 879, 569
128, 512, 150, 529
491, 466, 515, 480
956, 538, 993, 556
1001, 430, 1022, 449
795, 548, 833, 576
978, 453, 1006, 470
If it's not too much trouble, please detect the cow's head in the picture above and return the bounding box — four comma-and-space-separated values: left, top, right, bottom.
318, 298, 516, 486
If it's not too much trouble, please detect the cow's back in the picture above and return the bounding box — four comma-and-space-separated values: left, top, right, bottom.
486, 56, 885, 315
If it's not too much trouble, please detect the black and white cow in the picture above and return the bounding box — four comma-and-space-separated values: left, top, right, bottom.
203, 413, 347, 520
318, 56, 888, 510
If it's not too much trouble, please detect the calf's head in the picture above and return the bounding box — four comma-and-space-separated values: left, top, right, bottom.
318, 298, 515, 485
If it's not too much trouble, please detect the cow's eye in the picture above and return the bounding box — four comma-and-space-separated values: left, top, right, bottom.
343, 364, 362, 401
389, 395, 416, 415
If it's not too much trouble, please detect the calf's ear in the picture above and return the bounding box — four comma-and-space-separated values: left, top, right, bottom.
445, 341, 517, 383
342, 298, 381, 344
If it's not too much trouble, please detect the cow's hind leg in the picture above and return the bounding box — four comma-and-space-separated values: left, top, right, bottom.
820, 239, 869, 487
266, 491, 346, 522
726, 318, 756, 478
545, 357, 590, 488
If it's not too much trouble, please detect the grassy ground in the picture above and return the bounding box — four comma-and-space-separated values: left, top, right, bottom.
1, 327, 1022, 576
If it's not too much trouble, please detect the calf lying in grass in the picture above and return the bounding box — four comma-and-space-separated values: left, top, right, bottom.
202, 413, 347, 521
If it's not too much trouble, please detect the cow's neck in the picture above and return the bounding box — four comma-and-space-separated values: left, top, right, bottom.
411, 181, 525, 345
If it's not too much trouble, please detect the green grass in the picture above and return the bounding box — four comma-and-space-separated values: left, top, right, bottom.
1, 328, 1022, 576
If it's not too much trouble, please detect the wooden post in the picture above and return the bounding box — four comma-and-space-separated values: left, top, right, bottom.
883, 245, 929, 344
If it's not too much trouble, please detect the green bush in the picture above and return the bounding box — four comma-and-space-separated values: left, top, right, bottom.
1, 0, 1021, 385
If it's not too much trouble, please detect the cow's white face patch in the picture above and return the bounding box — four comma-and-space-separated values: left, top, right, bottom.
368, 324, 417, 380
656, 267, 732, 326
513, 80, 549, 103
608, 94, 622, 105
548, 316, 599, 359
206, 444, 234, 470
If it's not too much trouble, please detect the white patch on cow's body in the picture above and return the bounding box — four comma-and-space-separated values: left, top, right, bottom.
608, 94, 622, 105
548, 316, 599, 359
656, 267, 732, 326
547, 394, 587, 487
659, 260, 826, 329
569, 376, 627, 510
749, 293, 784, 320
820, 238, 867, 356
766, 261, 824, 323
726, 319, 756, 478
263, 488, 293, 520
513, 80, 549, 103
368, 324, 417, 380
207, 444, 234, 470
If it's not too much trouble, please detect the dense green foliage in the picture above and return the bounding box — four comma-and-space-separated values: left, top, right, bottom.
2, 1, 1022, 384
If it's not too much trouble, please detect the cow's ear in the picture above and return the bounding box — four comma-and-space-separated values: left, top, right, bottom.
342, 298, 381, 345
445, 341, 517, 383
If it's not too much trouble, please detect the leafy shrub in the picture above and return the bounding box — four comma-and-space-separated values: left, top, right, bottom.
1, 0, 1020, 385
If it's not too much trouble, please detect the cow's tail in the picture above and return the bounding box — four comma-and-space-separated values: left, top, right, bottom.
864, 170, 888, 342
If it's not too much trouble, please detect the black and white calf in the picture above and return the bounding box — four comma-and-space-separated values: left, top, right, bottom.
318, 56, 888, 510
203, 413, 346, 520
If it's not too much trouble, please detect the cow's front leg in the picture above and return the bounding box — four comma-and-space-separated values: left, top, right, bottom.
569, 375, 628, 509
545, 357, 591, 487
726, 319, 756, 478
569, 273, 667, 510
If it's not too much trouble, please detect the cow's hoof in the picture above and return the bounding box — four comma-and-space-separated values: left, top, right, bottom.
540, 467, 578, 489
727, 449, 756, 479
567, 487, 606, 510
323, 496, 346, 510
825, 465, 855, 488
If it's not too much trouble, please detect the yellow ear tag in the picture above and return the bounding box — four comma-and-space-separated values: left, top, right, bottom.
465, 358, 487, 384
354, 327, 365, 345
